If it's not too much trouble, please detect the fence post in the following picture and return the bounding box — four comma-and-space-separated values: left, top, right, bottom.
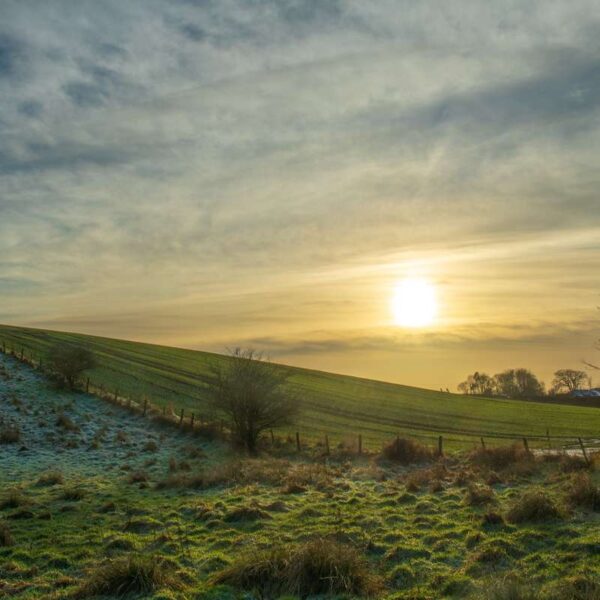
296, 431, 301, 452
578, 437, 590, 465
270, 429, 275, 444
358, 434, 362, 455
162, 405, 166, 416
114, 389, 119, 402
20, 348, 23, 360
523, 437, 530, 454
325, 434, 330, 456
438, 435, 443, 457
86, 378, 90, 393
179, 409, 184, 427
190, 412, 195, 430
143, 398, 148, 417
480, 437, 486, 449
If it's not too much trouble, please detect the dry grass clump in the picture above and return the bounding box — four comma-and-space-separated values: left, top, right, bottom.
506, 490, 564, 523
213, 538, 382, 598
469, 444, 531, 471
223, 505, 272, 522
284, 464, 333, 491
567, 473, 600, 511
37, 471, 64, 486
0, 489, 29, 510
143, 440, 158, 453
381, 437, 433, 465
128, 471, 149, 485
55, 412, 79, 432
404, 463, 447, 492
464, 484, 495, 506
73, 555, 182, 598
62, 487, 86, 501
544, 575, 600, 600
0, 426, 20, 444
0, 521, 14, 546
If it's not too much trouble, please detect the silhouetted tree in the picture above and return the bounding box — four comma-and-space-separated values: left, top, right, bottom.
206, 348, 299, 454
457, 372, 495, 396
493, 368, 545, 398
551, 369, 589, 394
48, 343, 96, 388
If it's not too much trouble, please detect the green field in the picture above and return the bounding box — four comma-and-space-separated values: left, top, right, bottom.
1, 324, 599, 450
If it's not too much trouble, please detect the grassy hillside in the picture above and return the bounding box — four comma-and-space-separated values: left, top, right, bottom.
1, 324, 599, 450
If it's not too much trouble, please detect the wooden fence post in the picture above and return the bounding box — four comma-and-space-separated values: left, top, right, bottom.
179, 409, 185, 427
578, 437, 590, 465
162, 405, 166, 416
358, 434, 362, 455
480, 437, 486, 449
270, 429, 275, 444
114, 389, 119, 402
325, 434, 330, 456
143, 398, 148, 417
523, 437, 530, 454
190, 412, 195, 430
86, 378, 90, 393
296, 431, 301, 452
438, 435, 443, 457
20, 348, 24, 360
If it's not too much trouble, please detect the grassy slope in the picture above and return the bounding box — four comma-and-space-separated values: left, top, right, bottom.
1, 324, 599, 449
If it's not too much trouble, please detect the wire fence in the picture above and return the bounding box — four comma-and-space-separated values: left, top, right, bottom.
1, 343, 599, 457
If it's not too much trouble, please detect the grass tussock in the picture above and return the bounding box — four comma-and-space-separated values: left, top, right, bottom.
464, 484, 495, 506
0, 489, 29, 510
0, 521, 14, 546
0, 425, 20, 444
55, 412, 79, 432
37, 471, 64, 486
213, 538, 382, 598
506, 490, 564, 523
73, 555, 183, 598
381, 437, 433, 464
469, 444, 531, 470
62, 487, 86, 501
567, 473, 600, 511
544, 575, 600, 600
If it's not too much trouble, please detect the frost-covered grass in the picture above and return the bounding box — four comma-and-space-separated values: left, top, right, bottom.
1, 354, 599, 599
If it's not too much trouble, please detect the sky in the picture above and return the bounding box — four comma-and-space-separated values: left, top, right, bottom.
1, 0, 599, 390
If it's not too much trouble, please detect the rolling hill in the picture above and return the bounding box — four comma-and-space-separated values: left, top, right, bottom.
1, 323, 598, 450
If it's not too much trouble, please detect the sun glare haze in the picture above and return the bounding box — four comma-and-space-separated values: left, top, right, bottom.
391, 279, 438, 328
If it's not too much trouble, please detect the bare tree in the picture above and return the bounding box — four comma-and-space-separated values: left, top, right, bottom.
493, 368, 545, 398
551, 369, 589, 394
457, 371, 495, 396
48, 343, 96, 388
206, 348, 299, 453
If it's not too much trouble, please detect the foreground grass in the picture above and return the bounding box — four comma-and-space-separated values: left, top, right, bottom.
2, 324, 600, 450
1, 450, 599, 599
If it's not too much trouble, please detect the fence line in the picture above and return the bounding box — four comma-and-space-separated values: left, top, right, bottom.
0, 343, 598, 455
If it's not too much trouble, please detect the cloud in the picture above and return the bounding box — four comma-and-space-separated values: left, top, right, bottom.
1, 1, 600, 387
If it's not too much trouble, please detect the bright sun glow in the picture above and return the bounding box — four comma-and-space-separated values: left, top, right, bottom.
392, 278, 438, 328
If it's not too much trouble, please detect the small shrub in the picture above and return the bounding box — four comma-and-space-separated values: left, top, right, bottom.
506, 490, 563, 523
559, 454, 593, 473
567, 473, 600, 511
482, 511, 505, 526
168, 457, 178, 472
223, 506, 272, 522
0, 521, 14, 546
213, 537, 382, 597
37, 471, 64, 486
115, 431, 128, 444
73, 555, 182, 598
381, 437, 433, 464
0, 426, 20, 444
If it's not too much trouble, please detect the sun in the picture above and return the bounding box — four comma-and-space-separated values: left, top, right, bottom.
391, 278, 438, 328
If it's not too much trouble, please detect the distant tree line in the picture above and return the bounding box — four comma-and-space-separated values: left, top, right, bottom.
457, 368, 590, 398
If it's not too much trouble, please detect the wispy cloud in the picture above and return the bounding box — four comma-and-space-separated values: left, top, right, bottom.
1, 0, 599, 386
